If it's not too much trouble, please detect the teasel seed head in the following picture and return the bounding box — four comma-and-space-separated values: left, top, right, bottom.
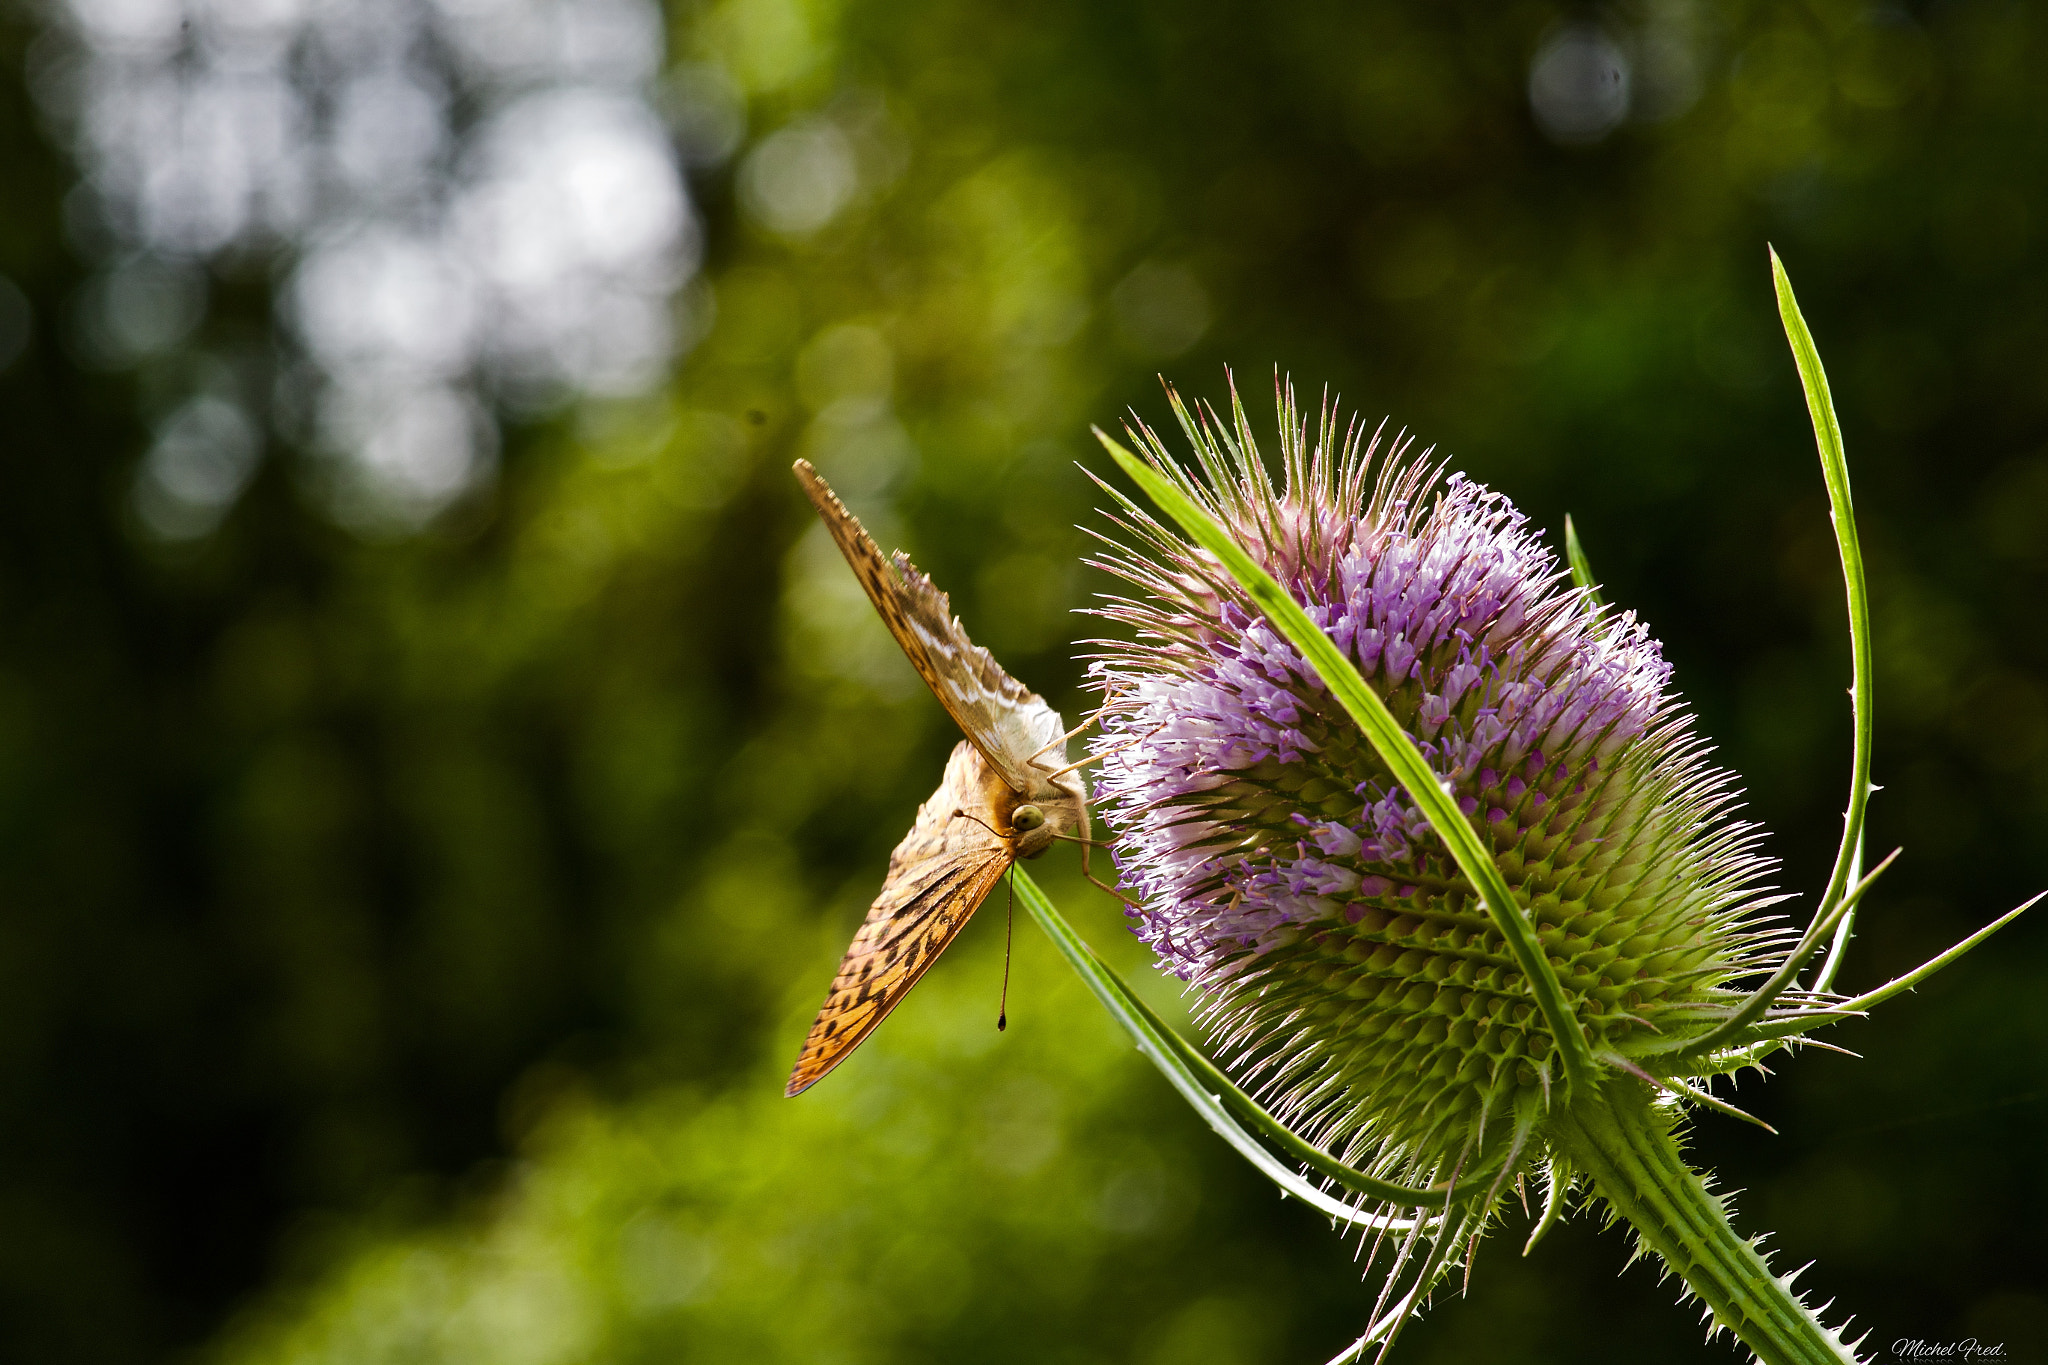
1087, 379, 1786, 1194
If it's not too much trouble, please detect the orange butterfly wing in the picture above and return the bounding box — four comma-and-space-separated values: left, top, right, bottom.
793, 459, 1068, 793
785, 741, 1014, 1096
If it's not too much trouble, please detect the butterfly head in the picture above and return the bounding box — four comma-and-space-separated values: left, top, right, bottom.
1004, 771, 1084, 860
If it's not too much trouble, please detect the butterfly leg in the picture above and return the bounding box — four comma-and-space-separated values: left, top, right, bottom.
1038, 717, 1168, 785
1054, 802, 1139, 906
1023, 685, 1131, 767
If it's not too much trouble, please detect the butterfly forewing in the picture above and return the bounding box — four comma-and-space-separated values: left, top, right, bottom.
786, 741, 1014, 1097
786, 460, 1088, 1096
793, 459, 1068, 790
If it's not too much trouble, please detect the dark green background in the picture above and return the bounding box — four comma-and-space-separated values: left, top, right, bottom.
0, 0, 2042, 1361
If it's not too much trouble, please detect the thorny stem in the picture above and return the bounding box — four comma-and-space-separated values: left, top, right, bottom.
1551, 1085, 1857, 1365
1029, 859, 1864, 1365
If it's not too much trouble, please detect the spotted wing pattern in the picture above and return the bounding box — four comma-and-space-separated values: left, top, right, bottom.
793, 459, 1067, 791
786, 741, 1014, 1097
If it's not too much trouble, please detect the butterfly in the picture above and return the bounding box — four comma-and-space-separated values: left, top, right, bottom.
785, 459, 1090, 1097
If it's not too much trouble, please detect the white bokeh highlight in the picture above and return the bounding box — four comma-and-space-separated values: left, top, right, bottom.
1528, 25, 1633, 146
740, 121, 857, 238
37, 0, 708, 531
132, 393, 263, 540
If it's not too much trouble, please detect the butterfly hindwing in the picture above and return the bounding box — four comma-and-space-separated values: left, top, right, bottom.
785, 741, 1015, 1097
793, 459, 1067, 791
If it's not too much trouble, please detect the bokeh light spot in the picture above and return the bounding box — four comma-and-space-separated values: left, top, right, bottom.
1529, 24, 1632, 145
741, 121, 859, 238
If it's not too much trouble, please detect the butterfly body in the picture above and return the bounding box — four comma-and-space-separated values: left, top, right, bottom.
786, 460, 1088, 1097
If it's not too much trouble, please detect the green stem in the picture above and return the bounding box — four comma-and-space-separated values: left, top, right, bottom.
1551, 1085, 1855, 1365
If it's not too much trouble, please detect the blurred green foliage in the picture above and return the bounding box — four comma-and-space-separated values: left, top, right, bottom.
2, 0, 2047, 1362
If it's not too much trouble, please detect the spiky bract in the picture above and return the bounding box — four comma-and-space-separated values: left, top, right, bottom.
1087, 381, 1786, 1197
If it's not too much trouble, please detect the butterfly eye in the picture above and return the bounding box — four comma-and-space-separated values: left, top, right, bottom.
1011, 804, 1046, 833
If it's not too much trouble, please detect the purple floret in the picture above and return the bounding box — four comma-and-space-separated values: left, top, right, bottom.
1086, 387, 1759, 1003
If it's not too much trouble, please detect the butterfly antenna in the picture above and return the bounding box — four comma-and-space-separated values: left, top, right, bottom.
998, 868, 1015, 1031
952, 808, 1003, 838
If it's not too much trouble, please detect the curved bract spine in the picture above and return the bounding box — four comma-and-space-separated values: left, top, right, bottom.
1771, 248, 1878, 998
1723, 894, 2040, 1050
1672, 848, 1898, 1058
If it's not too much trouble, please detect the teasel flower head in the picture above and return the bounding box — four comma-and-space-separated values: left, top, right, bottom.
1086, 379, 1786, 1203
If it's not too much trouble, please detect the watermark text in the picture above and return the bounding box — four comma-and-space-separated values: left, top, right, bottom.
1891, 1340, 2007, 1362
